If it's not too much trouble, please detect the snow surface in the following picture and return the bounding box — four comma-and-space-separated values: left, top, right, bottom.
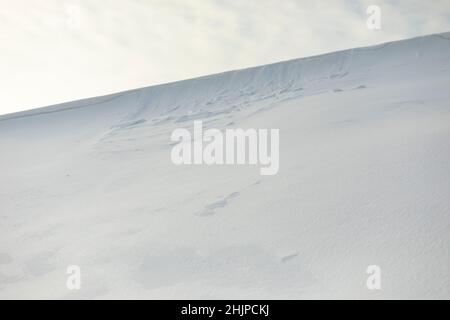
1, 32, 450, 299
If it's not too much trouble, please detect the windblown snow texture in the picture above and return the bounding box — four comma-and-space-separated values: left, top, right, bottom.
1, 32, 450, 299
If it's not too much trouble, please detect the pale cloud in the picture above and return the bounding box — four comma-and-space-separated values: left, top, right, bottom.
0, 0, 449, 115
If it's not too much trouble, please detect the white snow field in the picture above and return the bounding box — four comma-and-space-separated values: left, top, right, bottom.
1, 32, 450, 299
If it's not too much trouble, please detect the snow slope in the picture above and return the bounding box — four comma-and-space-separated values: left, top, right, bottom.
1, 32, 450, 299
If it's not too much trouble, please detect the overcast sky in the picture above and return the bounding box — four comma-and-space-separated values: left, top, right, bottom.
1, 0, 449, 115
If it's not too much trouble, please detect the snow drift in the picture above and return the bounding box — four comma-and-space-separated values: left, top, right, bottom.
0, 32, 449, 299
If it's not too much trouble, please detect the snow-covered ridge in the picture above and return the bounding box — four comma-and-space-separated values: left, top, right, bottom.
2, 32, 449, 123
1, 32, 449, 299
